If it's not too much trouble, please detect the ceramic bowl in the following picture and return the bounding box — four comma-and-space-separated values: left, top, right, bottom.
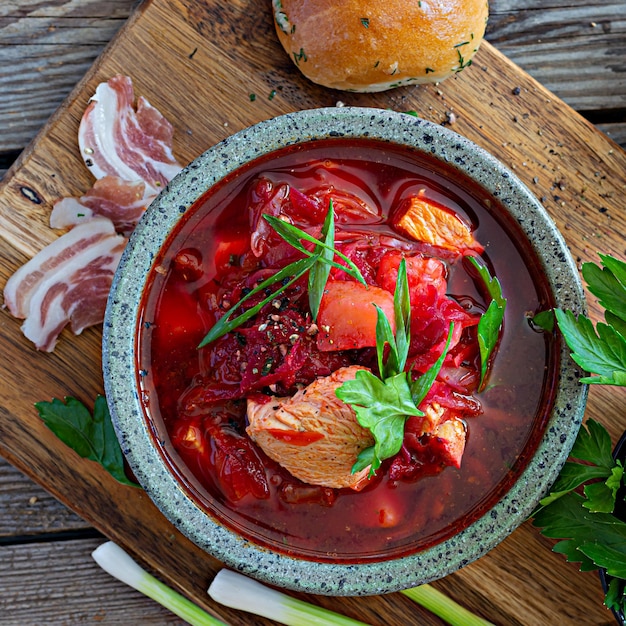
103, 107, 587, 596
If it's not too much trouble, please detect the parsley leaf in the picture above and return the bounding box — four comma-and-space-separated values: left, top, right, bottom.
337, 369, 420, 474
536, 419, 617, 511
35, 396, 139, 487
605, 578, 626, 614
583, 254, 626, 327
554, 309, 626, 385
534, 491, 626, 575
555, 254, 626, 385
537, 254, 626, 616
467, 256, 506, 387
571, 416, 617, 467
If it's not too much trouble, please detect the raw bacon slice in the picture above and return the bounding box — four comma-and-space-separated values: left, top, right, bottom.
50, 176, 154, 236
3, 217, 127, 351
78, 74, 182, 197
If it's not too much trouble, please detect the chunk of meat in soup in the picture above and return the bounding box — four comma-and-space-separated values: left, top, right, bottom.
246, 365, 375, 490
393, 194, 483, 254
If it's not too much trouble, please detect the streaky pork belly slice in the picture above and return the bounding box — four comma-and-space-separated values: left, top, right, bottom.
3, 217, 127, 351
50, 176, 154, 236
78, 74, 183, 198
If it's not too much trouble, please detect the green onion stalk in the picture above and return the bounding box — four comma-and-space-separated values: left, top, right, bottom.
91, 541, 225, 625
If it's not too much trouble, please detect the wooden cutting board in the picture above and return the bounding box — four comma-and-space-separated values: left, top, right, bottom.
1, 1, 625, 623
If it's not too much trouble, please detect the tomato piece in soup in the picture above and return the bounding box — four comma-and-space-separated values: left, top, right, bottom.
316, 280, 395, 351
377, 251, 447, 303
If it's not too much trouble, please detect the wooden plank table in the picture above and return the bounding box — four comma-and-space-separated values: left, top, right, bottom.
1, 1, 625, 624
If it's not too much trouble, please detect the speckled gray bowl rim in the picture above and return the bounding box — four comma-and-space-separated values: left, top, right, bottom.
103, 107, 587, 597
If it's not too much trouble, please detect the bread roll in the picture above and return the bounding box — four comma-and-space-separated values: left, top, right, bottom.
273, 0, 489, 92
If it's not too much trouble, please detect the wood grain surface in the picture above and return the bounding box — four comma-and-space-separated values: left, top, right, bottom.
1, 0, 624, 162
1, 0, 625, 624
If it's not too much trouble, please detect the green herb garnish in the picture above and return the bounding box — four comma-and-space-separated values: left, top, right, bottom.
338, 367, 421, 475
532, 419, 626, 614
555, 309, 626, 385
336, 260, 454, 476
35, 396, 139, 487
453, 48, 472, 72
468, 256, 507, 387
410, 322, 454, 408
262, 210, 365, 285
198, 203, 365, 348
554, 254, 626, 385
292, 47, 307, 66
585, 253, 626, 335
360, 17, 370, 28
198, 255, 317, 348
532, 253, 626, 616
307, 202, 335, 320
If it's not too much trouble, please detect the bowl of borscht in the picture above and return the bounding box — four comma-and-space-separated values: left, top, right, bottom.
103, 107, 587, 596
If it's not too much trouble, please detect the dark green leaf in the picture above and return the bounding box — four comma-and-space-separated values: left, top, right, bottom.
583, 255, 626, 324
336, 369, 420, 475
538, 461, 611, 508
393, 258, 411, 374
534, 492, 626, 574
374, 304, 399, 379
606, 310, 626, 340
410, 322, 454, 407
571, 418, 616, 467
467, 256, 506, 386
583, 480, 619, 513
598, 253, 626, 287
555, 309, 626, 385
536, 419, 617, 513
580, 542, 626, 579
530, 309, 555, 332
605, 578, 626, 614
308, 203, 335, 321
35, 396, 139, 487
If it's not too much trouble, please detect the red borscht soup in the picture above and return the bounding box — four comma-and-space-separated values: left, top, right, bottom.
136, 139, 557, 562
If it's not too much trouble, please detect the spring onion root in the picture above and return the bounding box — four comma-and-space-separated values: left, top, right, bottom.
402, 584, 495, 626
92, 541, 225, 626
208, 569, 368, 625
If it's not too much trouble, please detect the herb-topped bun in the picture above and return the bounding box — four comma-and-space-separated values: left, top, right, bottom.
273, 0, 489, 92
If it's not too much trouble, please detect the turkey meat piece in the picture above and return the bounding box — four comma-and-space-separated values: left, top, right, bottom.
246, 365, 375, 491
